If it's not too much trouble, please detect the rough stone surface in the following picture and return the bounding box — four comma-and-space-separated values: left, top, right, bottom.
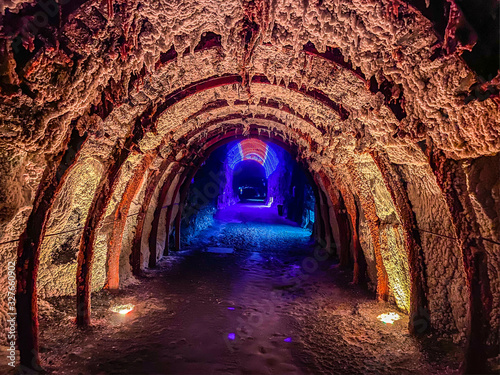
0, 0, 498, 368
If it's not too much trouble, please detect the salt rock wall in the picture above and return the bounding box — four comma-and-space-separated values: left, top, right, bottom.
397, 160, 468, 338
267, 145, 293, 208
357, 201, 378, 292
93, 154, 144, 288
180, 150, 224, 245
466, 154, 500, 345
286, 166, 316, 229
37, 158, 103, 298
0, 149, 44, 345
140, 163, 184, 267
158, 170, 183, 255
120, 171, 150, 287
0, 207, 31, 343
217, 152, 239, 210
342, 154, 410, 313
0, 150, 31, 225
358, 157, 411, 313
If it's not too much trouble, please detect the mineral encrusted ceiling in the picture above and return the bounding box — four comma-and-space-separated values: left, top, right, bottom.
0, 0, 498, 158
0, 0, 499, 373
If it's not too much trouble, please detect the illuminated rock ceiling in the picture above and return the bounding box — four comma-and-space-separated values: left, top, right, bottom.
0, 0, 498, 372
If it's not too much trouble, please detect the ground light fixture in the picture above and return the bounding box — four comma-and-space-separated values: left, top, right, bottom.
377, 312, 401, 324
110, 304, 135, 315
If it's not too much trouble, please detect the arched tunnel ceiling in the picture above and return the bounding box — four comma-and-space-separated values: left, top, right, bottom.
0, 0, 498, 160
1, 2, 500, 371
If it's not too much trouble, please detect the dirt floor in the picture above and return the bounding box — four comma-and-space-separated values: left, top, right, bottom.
5, 204, 463, 374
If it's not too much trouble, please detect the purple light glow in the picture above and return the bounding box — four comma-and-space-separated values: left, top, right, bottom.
228, 333, 236, 340
227, 307, 235, 310
284, 337, 292, 342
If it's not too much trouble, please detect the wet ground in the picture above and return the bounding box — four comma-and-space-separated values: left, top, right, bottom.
11, 204, 463, 374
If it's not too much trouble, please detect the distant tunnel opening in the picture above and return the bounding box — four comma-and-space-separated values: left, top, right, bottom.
174, 139, 317, 252
233, 160, 267, 203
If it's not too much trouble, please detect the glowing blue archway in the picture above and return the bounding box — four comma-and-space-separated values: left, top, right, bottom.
227, 139, 279, 178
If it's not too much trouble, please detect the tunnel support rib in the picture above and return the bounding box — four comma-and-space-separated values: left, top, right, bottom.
148, 163, 182, 266
163, 168, 190, 254
171, 168, 201, 252
331, 189, 353, 270
370, 149, 429, 334
334, 177, 366, 283
16, 129, 87, 370
174, 209, 182, 251
428, 148, 493, 374
345, 161, 389, 300
317, 188, 333, 251
130, 158, 177, 275
316, 171, 348, 259
76, 146, 132, 326
106, 154, 153, 289
350, 200, 367, 284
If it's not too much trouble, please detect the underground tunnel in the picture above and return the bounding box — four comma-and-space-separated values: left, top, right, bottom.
0, 0, 499, 374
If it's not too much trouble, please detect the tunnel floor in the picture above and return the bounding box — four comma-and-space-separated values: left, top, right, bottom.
32, 204, 462, 374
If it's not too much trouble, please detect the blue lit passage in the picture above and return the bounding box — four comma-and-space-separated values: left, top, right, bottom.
227, 139, 279, 178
